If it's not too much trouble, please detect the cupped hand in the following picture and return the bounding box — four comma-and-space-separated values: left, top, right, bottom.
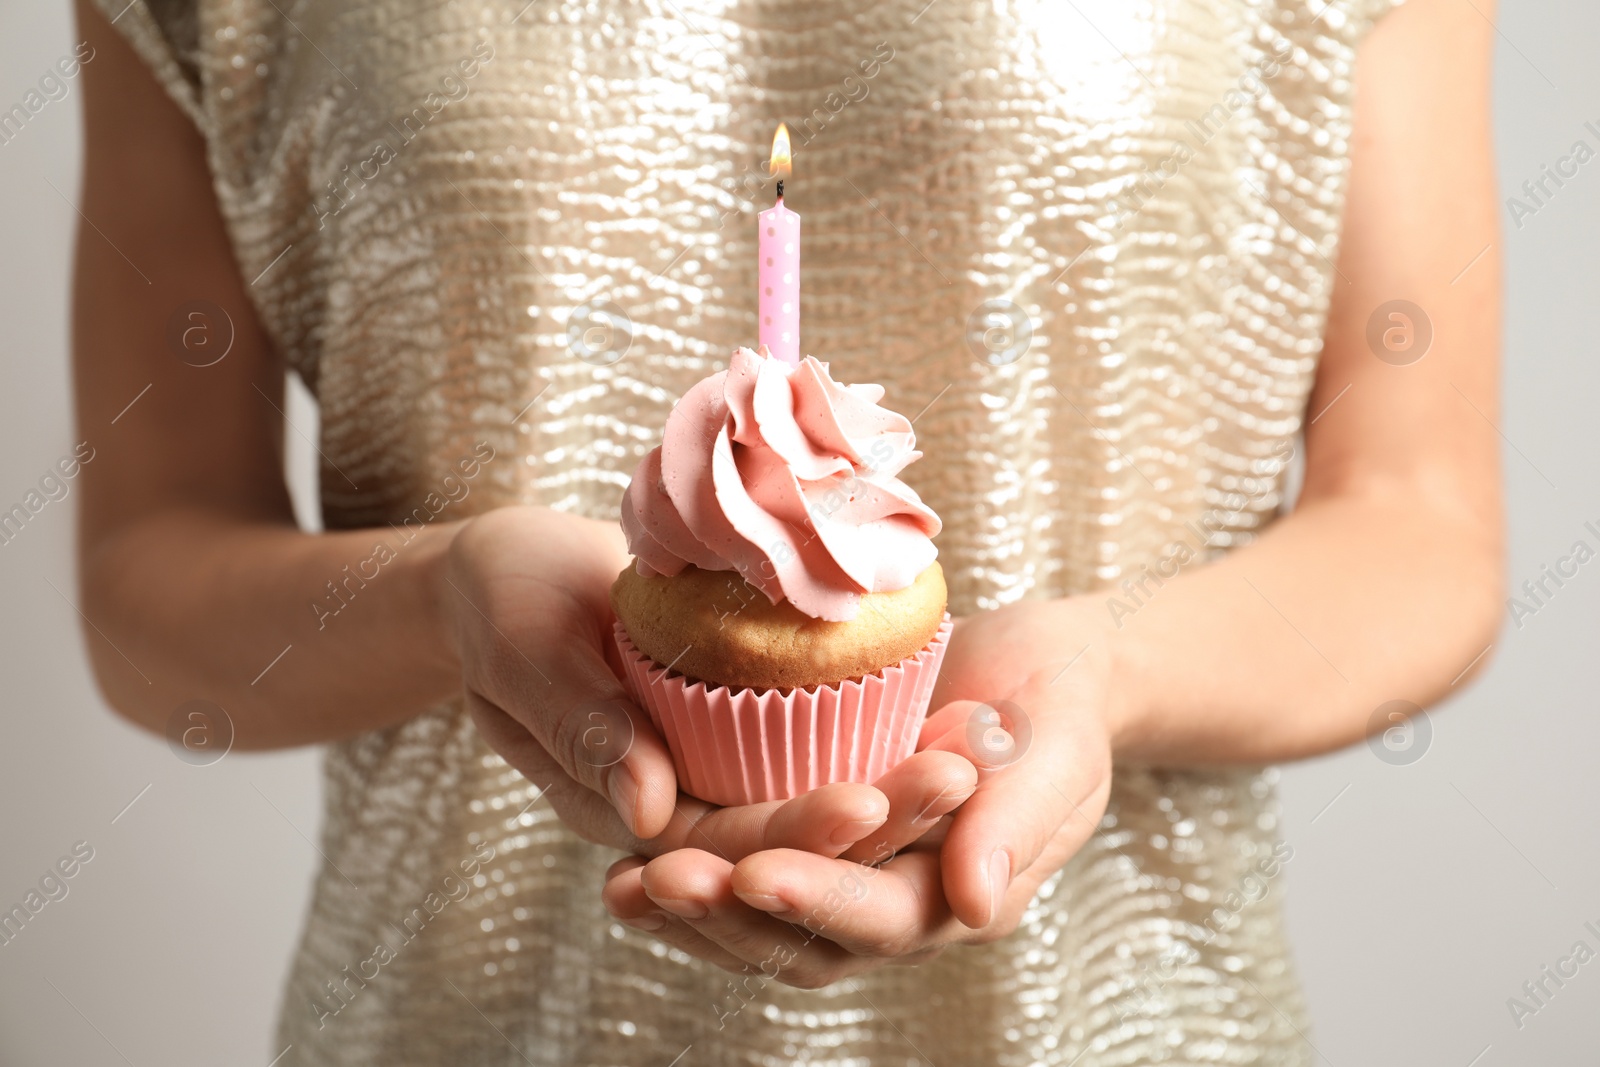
440, 506, 908, 864
601, 747, 979, 983
601, 597, 1115, 986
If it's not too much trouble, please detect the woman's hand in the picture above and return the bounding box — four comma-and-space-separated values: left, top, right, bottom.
601, 597, 1115, 986
441, 506, 977, 866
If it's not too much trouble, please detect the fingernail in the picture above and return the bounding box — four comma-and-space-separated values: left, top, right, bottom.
649, 895, 709, 920
986, 850, 1011, 926
915, 787, 973, 824
625, 913, 668, 932
829, 817, 885, 847
609, 764, 638, 835
735, 889, 790, 914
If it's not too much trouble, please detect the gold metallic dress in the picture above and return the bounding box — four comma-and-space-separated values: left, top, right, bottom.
104, 1, 1398, 1062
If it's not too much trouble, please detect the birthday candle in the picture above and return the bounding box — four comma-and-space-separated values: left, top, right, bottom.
758, 124, 800, 366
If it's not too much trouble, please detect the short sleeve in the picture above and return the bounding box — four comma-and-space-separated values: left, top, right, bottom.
89, 0, 207, 134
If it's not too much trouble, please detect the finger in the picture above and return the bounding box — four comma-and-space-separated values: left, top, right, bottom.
611, 780, 891, 859
606, 853, 649, 880
916, 699, 982, 750
920, 699, 1033, 780
601, 859, 752, 971
628, 914, 754, 974
470, 700, 891, 860
600, 855, 655, 920
839, 751, 976, 864
731, 848, 963, 959
940, 686, 1111, 929
456, 581, 679, 839
640, 850, 865, 989
601, 856, 675, 929
669, 782, 888, 861
465, 691, 624, 840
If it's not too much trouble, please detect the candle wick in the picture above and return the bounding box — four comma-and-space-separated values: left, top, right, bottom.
775, 180, 784, 200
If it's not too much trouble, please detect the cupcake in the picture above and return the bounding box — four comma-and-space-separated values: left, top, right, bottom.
611, 345, 951, 806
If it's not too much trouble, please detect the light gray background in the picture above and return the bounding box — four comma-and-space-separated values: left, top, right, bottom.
1, 3, 1594, 1064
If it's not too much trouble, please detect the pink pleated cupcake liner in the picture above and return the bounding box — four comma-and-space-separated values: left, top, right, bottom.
613, 617, 953, 806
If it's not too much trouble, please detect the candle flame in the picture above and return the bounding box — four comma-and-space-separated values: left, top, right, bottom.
768, 123, 792, 181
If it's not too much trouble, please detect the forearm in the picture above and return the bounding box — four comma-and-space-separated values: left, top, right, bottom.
1102, 484, 1502, 764
1095, 0, 1505, 767
82, 508, 463, 749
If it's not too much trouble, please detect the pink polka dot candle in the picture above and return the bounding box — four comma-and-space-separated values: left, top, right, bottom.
758, 123, 800, 366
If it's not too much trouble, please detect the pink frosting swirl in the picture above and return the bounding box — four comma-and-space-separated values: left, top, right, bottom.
620, 347, 941, 622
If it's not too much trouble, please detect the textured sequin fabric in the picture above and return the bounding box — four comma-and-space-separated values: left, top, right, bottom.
102, 1, 1399, 1062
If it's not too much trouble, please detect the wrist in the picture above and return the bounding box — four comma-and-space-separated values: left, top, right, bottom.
1093, 599, 1153, 759
1053, 593, 1146, 758
410, 517, 468, 679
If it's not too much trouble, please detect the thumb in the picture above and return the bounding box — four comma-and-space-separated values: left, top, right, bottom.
451, 575, 679, 839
